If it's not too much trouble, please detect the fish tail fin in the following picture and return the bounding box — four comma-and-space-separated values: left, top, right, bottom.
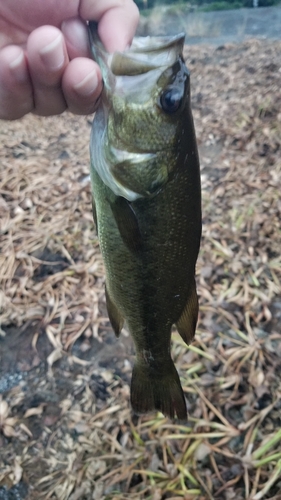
130, 358, 187, 420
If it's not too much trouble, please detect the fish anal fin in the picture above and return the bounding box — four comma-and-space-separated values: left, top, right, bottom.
176, 281, 198, 345
130, 357, 187, 421
105, 286, 124, 337
110, 197, 142, 254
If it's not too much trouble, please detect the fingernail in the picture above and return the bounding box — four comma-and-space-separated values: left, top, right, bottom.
74, 71, 98, 96
9, 52, 27, 83
40, 34, 65, 70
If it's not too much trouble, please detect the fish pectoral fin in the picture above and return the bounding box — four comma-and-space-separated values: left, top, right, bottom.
105, 286, 124, 337
110, 196, 142, 254
176, 281, 198, 345
130, 357, 187, 420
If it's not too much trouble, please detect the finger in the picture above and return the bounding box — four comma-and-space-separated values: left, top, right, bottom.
79, 0, 140, 52
26, 26, 68, 116
62, 57, 103, 115
0, 45, 34, 120
61, 18, 91, 60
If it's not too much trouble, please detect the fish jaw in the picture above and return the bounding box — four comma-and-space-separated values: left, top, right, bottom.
88, 21, 185, 87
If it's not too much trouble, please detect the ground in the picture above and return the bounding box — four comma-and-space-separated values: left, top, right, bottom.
0, 39, 281, 500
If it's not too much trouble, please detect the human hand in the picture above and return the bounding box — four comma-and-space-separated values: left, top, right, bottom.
0, 0, 139, 119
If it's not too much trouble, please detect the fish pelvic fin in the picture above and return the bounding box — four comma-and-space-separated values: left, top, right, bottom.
176, 280, 199, 345
130, 357, 187, 420
105, 286, 124, 337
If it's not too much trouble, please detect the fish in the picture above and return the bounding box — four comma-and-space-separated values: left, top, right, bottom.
88, 22, 201, 420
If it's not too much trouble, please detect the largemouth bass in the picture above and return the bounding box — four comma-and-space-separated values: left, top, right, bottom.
88, 22, 201, 420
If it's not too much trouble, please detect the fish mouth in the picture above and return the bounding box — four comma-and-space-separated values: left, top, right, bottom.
88, 21, 184, 57
88, 22, 185, 82
109, 33, 185, 77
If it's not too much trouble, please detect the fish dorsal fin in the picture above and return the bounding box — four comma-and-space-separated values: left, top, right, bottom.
176, 280, 198, 345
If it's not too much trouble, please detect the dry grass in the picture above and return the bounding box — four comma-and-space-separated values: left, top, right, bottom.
0, 39, 281, 500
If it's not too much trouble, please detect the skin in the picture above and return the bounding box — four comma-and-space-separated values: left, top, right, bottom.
0, 0, 139, 119
90, 30, 201, 419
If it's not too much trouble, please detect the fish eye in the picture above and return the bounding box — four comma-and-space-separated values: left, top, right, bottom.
160, 88, 182, 114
